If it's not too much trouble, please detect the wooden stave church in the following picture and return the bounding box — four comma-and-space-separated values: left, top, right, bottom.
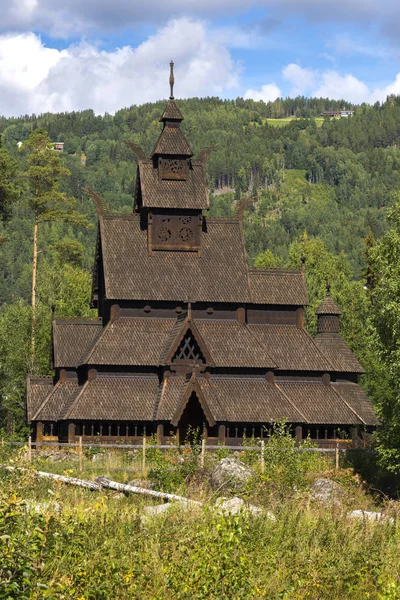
27, 63, 378, 447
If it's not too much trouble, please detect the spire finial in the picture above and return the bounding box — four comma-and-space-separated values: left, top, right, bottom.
326, 279, 331, 295
169, 60, 175, 99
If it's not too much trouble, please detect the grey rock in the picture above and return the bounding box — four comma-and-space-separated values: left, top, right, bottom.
144, 503, 172, 516
309, 478, 344, 505
210, 458, 254, 491
95, 475, 112, 486
348, 510, 394, 524
24, 500, 62, 514
215, 496, 271, 518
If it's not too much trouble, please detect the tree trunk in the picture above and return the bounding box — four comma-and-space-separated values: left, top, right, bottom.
31, 211, 39, 353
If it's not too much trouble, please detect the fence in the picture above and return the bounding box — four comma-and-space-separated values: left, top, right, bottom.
1, 436, 374, 475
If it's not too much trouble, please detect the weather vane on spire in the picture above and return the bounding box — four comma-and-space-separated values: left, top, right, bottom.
169, 60, 175, 99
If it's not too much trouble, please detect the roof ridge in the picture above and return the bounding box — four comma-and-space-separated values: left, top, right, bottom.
243, 323, 277, 369
274, 381, 309, 423
31, 380, 60, 421
80, 321, 109, 365
60, 382, 87, 420
330, 384, 366, 425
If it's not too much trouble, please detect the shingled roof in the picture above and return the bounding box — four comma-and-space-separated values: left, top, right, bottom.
32, 380, 79, 422
316, 295, 342, 315
26, 378, 53, 421
53, 319, 102, 368
100, 216, 251, 303
156, 376, 374, 425
152, 125, 193, 156
332, 382, 379, 425
64, 376, 159, 421
249, 269, 308, 305
276, 382, 364, 424
160, 99, 184, 121
249, 324, 333, 371
314, 334, 364, 373
138, 160, 209, 209
83, 317, 176, 366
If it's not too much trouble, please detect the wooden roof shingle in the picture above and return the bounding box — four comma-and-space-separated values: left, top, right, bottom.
64, 376, 159, 421
138, 160, 209, 209
53, 319, 102, 368
100, 216, 251, 303
152, 125, 193, 156
26, 377, 53, 421
314, 334, 364, 373
249, 269, 308, 305
249, 324, 333, 371
32, 380, 79, 422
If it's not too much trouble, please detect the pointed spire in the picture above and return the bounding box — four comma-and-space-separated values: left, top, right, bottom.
169, 60, 175, 99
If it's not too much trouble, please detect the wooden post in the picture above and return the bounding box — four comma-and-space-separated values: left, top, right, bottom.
79, 436, 83, 472
68, 423, 76, 444
218, 424, 226, 444
295, 425, 303, 445
200, 437, 206, 469
142, 435, 146, 475
28, 436, 32, 463
36, 422, 44, 443
335, 443, 339, 470
157, 423, 164, 446
260, 440, 265, 474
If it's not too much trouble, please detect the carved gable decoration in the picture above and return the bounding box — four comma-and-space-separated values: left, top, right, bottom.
159, 157, 188, 180
149, 213, 201, 252
173, 329, 206, 364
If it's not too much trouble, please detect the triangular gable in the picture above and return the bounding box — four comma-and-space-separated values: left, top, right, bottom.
162, 314, 214, 367
171, 373, 216, 427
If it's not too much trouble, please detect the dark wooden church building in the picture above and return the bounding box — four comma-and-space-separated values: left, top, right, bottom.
27, 64, 378, 446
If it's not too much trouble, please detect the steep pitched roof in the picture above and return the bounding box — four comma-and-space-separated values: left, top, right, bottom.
160, 99, 184, 121
200, 377, 304, 423
83, 317, 176, 366
32, 380, 79, 422
53, 319, 102, 368
100, 216, 251, 303
249, 269, 308, 305
152, 125, 193, 156
314, 334, 364, 373
26, 377, 53, 421
332, 382, 379, 425
194, 320, 276, 368
316, 295, 342, 315
63, 376, 159, 421
277, 382, 363, 424
138, 160, 209, 209
248, 324, 333, 371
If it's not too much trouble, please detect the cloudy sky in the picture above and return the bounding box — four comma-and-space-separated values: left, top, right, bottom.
1, 0, 400, 116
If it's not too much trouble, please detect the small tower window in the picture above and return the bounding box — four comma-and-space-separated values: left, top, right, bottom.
159, 157, 188, 180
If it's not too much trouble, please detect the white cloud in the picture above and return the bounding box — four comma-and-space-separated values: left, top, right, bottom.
244, 83, 281, 103
0, 19, 240, 117
2, 0, 399, 38
313, 71, 371, 103
282, 63, 316, 96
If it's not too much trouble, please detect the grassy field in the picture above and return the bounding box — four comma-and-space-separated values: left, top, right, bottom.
1, 436, 400, 599
264, 117, 326, 128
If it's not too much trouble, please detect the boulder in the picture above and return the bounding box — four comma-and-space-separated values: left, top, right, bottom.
348, 510, 394, 524
210, 458, 254, 491
24, 500, 62, 514
309, 478, 344, 506
215, 496, 272, 518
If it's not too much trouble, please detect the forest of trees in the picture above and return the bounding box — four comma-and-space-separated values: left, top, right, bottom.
1, 93, 400, 471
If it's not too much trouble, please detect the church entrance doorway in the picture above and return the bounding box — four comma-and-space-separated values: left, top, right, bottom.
177, 392, 207, 444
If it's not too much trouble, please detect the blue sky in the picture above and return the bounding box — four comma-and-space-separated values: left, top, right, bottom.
0, 0, 399, 116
